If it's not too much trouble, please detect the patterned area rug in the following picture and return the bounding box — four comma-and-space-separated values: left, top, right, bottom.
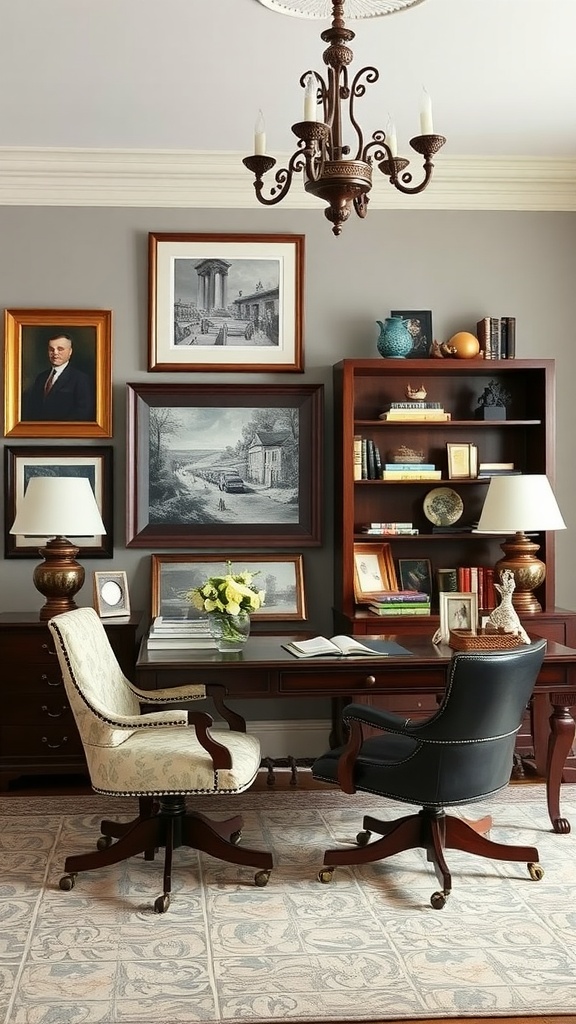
1, 784, 576, 1023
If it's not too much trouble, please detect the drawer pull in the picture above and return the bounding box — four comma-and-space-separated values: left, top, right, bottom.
364, 675, 376, 687
42, 736, 68, 749
41, 704, 68, 719
41, 643, 57, 657
41, 674, 62, 688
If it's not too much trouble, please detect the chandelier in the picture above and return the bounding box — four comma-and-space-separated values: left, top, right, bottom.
243, 0, 446, 236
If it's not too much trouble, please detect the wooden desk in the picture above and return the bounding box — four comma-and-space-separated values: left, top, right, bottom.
136, 633, 576, 836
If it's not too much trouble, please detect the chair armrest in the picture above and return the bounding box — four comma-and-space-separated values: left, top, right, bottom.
188, 711, 233, 769
342, 703, 412, 733
129, 682, 207, 704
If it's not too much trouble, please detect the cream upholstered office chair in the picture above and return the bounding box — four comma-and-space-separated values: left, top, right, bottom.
48, 607, 273, 912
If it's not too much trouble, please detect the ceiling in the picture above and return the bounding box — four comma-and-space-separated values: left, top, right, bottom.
1, 0, 575, 160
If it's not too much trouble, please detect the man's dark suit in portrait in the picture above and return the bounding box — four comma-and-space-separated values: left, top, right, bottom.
24, 334, 94, 421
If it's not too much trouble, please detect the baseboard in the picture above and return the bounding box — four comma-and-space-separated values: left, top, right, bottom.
243, 719, 332, 759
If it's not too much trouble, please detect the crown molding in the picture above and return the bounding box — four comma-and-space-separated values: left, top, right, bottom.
0, 148, 575, 210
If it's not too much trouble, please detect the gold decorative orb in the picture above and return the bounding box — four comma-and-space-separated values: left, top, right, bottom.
447, 332, 481, 359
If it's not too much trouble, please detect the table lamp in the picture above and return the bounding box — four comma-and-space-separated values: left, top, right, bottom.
476, 474, 566, 614
10, 476, 106, 620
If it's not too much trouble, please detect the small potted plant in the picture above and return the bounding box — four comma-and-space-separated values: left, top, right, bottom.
187, 561, 265, 652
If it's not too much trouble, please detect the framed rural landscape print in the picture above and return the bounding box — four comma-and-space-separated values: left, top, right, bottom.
148, 232, 304, 372
4, 445, 113, 557
3, 309, 112, 438
151, 553, 307, 622
126, 382, 323, 547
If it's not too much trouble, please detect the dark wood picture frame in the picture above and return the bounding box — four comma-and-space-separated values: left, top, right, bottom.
390, 309, 433, 358
4, 445, 113, 558
398, 557, 433, 595
151, 553, 307, 622
126, 382, 323, 547
148, 232, 305, 372
3, 308, 112, 438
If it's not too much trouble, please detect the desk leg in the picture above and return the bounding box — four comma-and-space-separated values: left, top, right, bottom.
547, 693, 576, 835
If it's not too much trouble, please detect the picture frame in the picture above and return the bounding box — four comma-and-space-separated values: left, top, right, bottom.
390, 309, 433, 358
93, 571, 131, 618
151, 553, 307, 622
148, 232, 304, 372
126, 382, 323, 547
4, 445, 113, 558
439, 591, 479, 642
3, 309, 112, 438
446, 442, 478, 480
353, 543, 398, 603
398, 558, 433, 595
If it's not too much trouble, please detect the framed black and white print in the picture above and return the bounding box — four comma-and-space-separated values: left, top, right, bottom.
4, 445, 113, 557
151, 553, 307, 622
126, 382, 323, 547
148, 232, 304, 372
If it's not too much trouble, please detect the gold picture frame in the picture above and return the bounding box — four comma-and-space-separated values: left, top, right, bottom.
353, 543, 398, 603
93, 571, 131, 618
3, 308, 112, 438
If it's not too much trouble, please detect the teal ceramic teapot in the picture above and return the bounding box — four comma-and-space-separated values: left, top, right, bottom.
376, 317, 414, 359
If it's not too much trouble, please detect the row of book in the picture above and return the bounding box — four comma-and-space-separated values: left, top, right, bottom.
436, 566, 498, 611
379, 401, 451, 423
361, 522, 419, 535
354, 437, 441, 481
476, 316, 516, 359
147, 616, 216, 650
368, 590, 431, 617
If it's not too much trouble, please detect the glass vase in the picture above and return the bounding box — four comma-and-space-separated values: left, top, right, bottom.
208, 610, 251, 652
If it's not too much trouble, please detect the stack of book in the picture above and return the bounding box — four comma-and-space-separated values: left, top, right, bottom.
147, 616, 216, 650
381, 462, 441, 481
379, 401, 451, 423
478, 462, 521, 478
368, 591, 431, 616
476, 317, 516, 359
361, 522, 419, 535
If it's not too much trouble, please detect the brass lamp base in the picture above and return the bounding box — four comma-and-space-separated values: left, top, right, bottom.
33, 536, 85, 621
495, 531, 546, 615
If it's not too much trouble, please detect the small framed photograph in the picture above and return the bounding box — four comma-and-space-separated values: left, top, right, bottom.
439, 591, 479, 642
446, 443, 472, 480
151, 553, 307, 621
3, 308, 112, 438
93, 571, 131, 618
353, 543, 398, 603
4, 445, 113, 558
390, 309, 433, 358
148, 232, 304, 372
398, 558, 433, 595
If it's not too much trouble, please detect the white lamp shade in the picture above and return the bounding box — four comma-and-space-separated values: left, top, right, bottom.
10, 476, 106, 538
476, 474, 566, 534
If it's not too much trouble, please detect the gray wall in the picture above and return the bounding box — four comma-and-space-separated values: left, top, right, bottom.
1, 205, 575, 626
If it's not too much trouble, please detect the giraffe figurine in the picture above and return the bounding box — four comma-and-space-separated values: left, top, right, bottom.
486, 569, 530, 644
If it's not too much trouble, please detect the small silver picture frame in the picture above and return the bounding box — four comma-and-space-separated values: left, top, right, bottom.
93, 570, 131, 618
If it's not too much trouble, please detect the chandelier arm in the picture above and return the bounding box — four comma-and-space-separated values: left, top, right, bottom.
349, 66, 378, 160
243, 149, 309, 206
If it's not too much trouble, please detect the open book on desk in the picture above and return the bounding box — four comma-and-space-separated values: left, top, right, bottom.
282, 635, 393, 659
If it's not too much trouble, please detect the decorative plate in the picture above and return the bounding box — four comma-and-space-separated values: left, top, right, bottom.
423, 487, 464, 526
255, 0, 427, 18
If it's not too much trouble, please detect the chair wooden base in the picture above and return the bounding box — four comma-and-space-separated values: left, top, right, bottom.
319, 807, 543, 909
60, 795, 273, 912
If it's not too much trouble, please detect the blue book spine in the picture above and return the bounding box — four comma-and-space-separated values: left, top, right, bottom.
384, 463, 436, 471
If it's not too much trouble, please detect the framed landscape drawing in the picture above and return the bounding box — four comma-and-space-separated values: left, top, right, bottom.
4, 445, 113, 557
148, 232, 304, 372
126, 382, 323, 547
151, 553, 307, 622
3, 308, 112, 438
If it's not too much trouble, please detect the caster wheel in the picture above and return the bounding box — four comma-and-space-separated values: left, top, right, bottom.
154, 894, 171, 914
528, 862, 544, 881
97, 834, 113, 851
231, 830, 242, 846
59, 874, 76, 892
356, 830, 371, 847
318, 867, 334, 884
430, 891, 447, 910
254, 869, 270, 887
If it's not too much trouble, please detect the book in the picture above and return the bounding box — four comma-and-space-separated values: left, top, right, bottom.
382, 411, 451, 422
436, 568, 459, 593
366, 438, 377, 480
384, 463, 436, 471
370, 591, 429, 604
361, 527, 419, 535
147, 637, 217, 649
368, 522, 414, 528
382, 470, 442, 480
479, 462, 514, 471
282, 635, 390, 659
387, 402, 442, 410
501, 316, 516, 359
369, 605, 430, 615
353, 435, 362, 481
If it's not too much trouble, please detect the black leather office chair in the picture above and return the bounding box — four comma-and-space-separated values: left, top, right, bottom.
312, 639, 547, 908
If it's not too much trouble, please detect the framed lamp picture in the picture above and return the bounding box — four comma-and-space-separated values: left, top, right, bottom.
126, 382, 323, 548
151, 553, 307, 622
3, 308, 112, 438
148, 232, 304, 372
438, 591, 479, 642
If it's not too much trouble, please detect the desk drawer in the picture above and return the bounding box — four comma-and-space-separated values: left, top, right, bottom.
1, 632, 59, 665
5, 694, 73, 726
278, 667, 446, 694
1, 725, 83, 758
149, 669, 271, 696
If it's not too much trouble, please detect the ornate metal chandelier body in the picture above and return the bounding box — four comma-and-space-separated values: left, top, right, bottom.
243, 0, 446, 235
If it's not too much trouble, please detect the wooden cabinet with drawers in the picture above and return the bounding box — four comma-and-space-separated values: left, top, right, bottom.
0, 612, 142, 789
